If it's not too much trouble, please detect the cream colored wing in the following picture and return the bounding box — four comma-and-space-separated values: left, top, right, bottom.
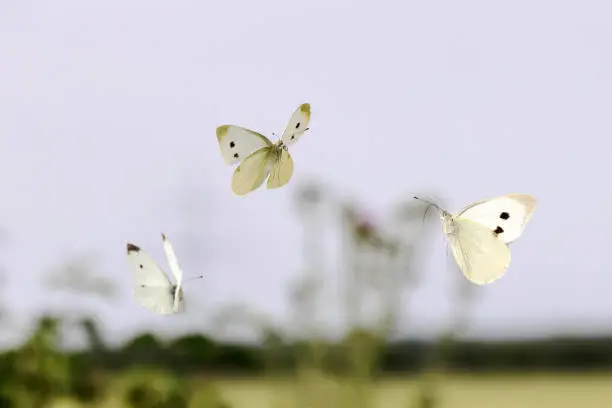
216, 125, 273, 166
446, 218, 511, 285
281, 103, 311, 146
231, 147, 271, 195
173, 287, 185, 314
161, 233, 182, 287
133, 285, 177, 315
267, 149, 294, 189
455, 194, 537, 244
126, 243, 177, 314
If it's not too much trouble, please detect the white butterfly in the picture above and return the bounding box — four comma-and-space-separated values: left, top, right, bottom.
126, 233, 186, 315
415, 194, 537, 285
216, 103, 311, 196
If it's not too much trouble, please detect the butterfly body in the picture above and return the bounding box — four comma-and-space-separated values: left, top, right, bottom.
217, 103, 310, 196
421, 194, 537, 285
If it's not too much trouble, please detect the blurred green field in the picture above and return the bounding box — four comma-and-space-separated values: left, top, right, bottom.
207, 373, 612, 408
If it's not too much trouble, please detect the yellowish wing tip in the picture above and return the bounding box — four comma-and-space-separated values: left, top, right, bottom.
299, 103, 310, 115
465, 273, 504, 286
231, 189, 248, 196
508, 193, 537, 210
216, 125, 230, 142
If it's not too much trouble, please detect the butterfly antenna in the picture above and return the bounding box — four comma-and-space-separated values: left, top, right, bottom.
185, 274, 204, 282
413, 196, 445, 215
421, 203, 432, 229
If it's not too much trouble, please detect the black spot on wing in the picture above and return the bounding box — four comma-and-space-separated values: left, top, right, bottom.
127, 243, 140, 253
233, 153, 239, 158
494, 226, 504, 235
229, 141, 235, 148
295, 122, 300, 129
291, 135, 295, 140
500, 212, 510, 220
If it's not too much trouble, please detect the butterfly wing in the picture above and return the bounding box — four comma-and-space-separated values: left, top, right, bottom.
267, 148, 294, 189
161, 233, 182, 288
446, 219, 511, 285
161, 233, 186, 313
231, 147, 272, 195
133, 285, 177, 315
281, 103, 311, 147
126, 243, 176, 315
455, 194, 537, 244
216, 125, 273, 166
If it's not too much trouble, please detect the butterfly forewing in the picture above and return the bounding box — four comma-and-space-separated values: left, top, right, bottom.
447, 219, 512, 285
126, 244, 172, 287
162, 233, 182, 287
456, 194, 537, 244
281, 103, 311, 146
217, 125, 273, 166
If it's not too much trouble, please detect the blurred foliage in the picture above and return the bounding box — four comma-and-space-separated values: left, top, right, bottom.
1, 315, 611, 407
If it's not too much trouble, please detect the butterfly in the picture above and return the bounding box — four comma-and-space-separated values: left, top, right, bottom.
415, 194, 537, 285
126, 233, 189, 315
216, 103, 311, 196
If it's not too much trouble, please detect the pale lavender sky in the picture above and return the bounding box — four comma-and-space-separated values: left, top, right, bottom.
1, 1, 611, 346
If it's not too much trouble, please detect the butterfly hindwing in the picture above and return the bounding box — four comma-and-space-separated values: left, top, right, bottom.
231, 147, 272, 196
447, 218, 512, 285
456, 194, 537, 244
281, 103, 311, 146
216, 125, 273, 166
133, 285, 177, 315
127, 243, 172, 287
267, 148, 294, 189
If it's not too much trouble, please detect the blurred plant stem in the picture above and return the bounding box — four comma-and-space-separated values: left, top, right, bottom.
338, 195, 441, 408
406, 194, 479, 408
291, 182, 330, 408
291, 186, 436, 408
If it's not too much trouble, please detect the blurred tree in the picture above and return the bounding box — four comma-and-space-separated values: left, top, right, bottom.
167, 334, 217, 373
121, 368, 192, 408
122, 333, 166, 367
41, 251, 116, 403
5, 316, 71, 407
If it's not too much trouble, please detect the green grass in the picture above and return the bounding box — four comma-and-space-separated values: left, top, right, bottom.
211, 373, 612, 408
44, 373, 612, 408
